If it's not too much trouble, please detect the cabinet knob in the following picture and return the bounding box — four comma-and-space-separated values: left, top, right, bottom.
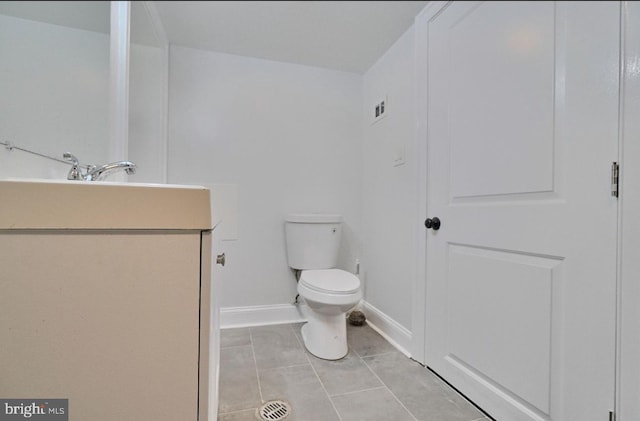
216, 253, 226, 266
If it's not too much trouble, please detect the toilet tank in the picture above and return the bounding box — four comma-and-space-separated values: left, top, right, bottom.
285, 213, 343, 270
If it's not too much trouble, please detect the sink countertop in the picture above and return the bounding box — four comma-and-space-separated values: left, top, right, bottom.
0, 179, 212, 230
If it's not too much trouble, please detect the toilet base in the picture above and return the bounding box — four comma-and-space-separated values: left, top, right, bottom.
300, 312, 348, 360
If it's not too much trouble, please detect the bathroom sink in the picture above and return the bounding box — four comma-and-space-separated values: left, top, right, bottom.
0, 179, 212, 230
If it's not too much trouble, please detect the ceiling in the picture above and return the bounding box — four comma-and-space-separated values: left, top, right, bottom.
153, 1, 428, 74
0, 1, 428, 75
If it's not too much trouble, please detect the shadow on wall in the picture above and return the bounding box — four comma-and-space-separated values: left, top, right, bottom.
338, 221, 361, 279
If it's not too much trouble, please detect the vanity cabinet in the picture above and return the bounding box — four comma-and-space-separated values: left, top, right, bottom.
0, 180, 213, 421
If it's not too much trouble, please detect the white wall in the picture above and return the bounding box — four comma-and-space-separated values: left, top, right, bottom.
0, 14, 110, 179
168, 46, 362, 309
128, 42, 166, 183
361, 27, 417, 330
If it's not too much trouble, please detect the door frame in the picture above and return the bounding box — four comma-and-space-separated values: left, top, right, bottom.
617, 2, 640, 420
411, 0, 449, 365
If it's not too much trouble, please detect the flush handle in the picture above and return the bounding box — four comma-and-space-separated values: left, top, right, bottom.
424, 217, 441, 231
216, 253, 226, 266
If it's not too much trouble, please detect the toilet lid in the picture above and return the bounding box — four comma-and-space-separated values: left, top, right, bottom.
300, 269, 360, 294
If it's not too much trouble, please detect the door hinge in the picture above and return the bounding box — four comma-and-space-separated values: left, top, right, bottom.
611, 162, 619, 198
609, 410, 615, 421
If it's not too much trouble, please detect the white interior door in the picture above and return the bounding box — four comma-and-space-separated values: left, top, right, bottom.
424, 2, 620, 421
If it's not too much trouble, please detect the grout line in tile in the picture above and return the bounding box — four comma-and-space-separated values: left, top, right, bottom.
360, 354, 419, 421
288, 323, 304, 348
248, 328, 264, 404
250, 323, 313, 372
218, 408, 258, 417
347, 342, 361, 358
293, 324, 344, 421
306, 354, 344, 421
219, 343, 253, 350
327, 385, 387, 398
257, 362, 312, 372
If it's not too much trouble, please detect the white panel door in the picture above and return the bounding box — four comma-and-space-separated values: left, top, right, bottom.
424, 2, 619, 421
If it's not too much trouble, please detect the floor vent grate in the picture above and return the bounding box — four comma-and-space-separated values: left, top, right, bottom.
257, 400, 291, 420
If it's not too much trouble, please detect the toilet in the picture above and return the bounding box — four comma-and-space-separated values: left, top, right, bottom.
285, 213, 362, 360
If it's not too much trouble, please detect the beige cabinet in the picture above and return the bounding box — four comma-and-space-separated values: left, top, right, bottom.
0, 180, 213, 421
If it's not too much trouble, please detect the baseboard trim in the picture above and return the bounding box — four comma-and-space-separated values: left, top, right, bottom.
361, 300, 412, 358
220, 301, 413, 358
220, 303, 307, 329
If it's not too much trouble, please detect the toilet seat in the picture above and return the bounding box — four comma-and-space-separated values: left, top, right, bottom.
300, 269, 360, 294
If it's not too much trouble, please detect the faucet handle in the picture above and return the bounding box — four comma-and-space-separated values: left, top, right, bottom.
63, 152, 83, 181
62, 152, 79, 166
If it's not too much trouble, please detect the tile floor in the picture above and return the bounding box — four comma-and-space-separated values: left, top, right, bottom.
217, 322, 492, 421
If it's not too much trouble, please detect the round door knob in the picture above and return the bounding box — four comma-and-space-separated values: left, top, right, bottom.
424, 217, 441, 231
216, 253, 226, 266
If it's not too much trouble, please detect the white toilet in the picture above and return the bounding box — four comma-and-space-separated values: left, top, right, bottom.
285, 213, 362, 360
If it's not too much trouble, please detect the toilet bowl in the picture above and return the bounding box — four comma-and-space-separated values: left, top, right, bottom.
298, 269, 362, 360
284, 213, 362, 360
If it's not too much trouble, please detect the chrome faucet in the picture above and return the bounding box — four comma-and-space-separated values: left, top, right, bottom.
63, 152, 136, 181
85, 161, 136, 181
